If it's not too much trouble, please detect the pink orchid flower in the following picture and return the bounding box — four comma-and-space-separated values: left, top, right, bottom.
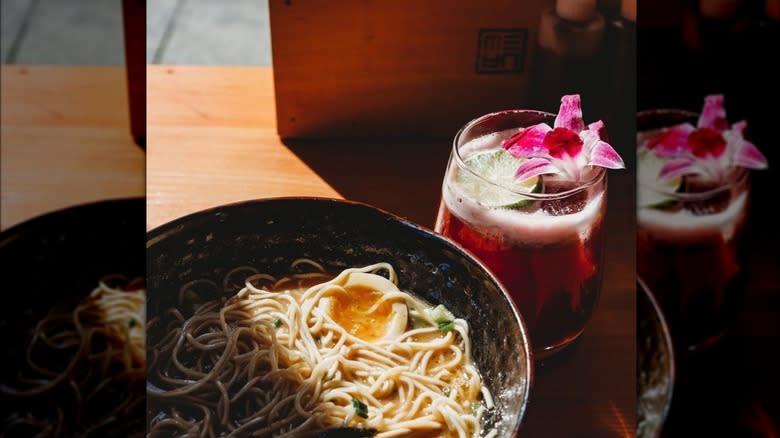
502, 95, 625, 182
645, 94, 768, 182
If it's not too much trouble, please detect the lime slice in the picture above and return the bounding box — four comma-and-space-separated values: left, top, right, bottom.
637, 148, 682, 208
456, 149, 540, 209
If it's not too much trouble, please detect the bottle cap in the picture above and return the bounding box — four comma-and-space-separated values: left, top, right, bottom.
556, 0, 598, 21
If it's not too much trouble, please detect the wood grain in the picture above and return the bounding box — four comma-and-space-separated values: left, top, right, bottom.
0, 66, 145, 230
146, 66, 339, 230
269, 0, 546, 140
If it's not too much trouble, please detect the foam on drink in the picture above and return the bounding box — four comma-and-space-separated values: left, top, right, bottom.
442, 130, 605, 247
637, 191, 747, 244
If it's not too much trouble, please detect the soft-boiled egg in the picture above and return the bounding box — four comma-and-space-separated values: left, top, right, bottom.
320, 272, 408, 342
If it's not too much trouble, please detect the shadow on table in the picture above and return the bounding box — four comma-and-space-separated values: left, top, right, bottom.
281, 138, 452, 228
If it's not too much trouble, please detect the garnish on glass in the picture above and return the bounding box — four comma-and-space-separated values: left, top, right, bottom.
456, 94, 623, 211
638, 94, 768, 209
502, 94, 625, 183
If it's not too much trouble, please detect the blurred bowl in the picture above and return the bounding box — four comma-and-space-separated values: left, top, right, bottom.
0, 198, 145, 292
146, 196, 533, 437
0, 197, 145, 436
637, 277, 676, 438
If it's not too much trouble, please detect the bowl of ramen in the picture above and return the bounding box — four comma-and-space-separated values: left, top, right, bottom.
146, 197, 533, 438
0, 197, 146, 437
637, 278, 675, 438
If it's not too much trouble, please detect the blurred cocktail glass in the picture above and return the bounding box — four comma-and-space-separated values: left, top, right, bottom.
636, 95, 768, 352
435, 95, 625, 359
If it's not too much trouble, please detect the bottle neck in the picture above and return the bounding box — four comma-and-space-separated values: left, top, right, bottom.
620, 0, 636, 23
555, 0, 598, 21
538, 7, 606, 55
699, 0, 740, 20
766, 0, 780, 22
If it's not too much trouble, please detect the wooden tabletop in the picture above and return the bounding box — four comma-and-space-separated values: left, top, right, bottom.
0, 66, 145, 230
8, 63, 777, 437
146, 66, 339, 228
148, 65, 636, 437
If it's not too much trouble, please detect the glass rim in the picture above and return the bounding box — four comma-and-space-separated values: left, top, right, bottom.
452, 109, 606, 201
637, 108, 751, 200
636, 108, 699, 119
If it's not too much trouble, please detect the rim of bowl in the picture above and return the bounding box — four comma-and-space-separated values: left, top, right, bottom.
0, 197, 144, 247
637, 276, 676, 436
147, 196, 535, 435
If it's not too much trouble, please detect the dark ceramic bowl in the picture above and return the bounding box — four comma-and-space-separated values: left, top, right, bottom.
0, 197, 146, 436
637, 278, 676, 438
146, 197, 533, 437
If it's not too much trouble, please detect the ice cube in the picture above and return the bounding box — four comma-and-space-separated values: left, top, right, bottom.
682, 175, 731, 215
540, 178, 587, 215
542, 197, 587, 215
684, 193, 731, 215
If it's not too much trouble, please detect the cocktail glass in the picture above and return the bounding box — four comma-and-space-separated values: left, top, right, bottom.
434, 97, 623, 359
636, 95, 767, 352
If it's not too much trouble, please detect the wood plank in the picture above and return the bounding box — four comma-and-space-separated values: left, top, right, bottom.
147, 65, 277, 128
1, 65, 131, 127
146, 65, 339, 230
1, 66, 144, 230
269, 0, 546, 139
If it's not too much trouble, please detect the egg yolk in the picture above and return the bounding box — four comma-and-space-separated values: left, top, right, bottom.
330, 285, 393, 342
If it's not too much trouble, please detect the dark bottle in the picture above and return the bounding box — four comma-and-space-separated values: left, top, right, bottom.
636, 0, 687, 111
742, 0, 780, 208
681, 0, 753, 106
597, 0, 622, 21
603, 0, 636, 167
528, 0, 607, 120
754, 1, 780, 129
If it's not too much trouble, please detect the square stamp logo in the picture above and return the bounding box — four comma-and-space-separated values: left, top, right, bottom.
476, 28, 528, 74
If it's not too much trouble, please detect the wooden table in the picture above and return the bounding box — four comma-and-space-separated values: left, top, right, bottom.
0, 66, 145, 230
5, 64, 776, 437
148, 65, 636, 437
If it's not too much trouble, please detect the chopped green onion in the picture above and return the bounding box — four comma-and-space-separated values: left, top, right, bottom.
438, 321, 455, 332
443, 387, 451, 397
351, 398, 368, 419
471, 401, 482, 416
411, 315, 429, 329
273, 318, 282, 328
430, 304, 455, 324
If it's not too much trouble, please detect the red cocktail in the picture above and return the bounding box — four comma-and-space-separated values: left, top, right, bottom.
435, 96, 623, 358
636, 95, 767, 351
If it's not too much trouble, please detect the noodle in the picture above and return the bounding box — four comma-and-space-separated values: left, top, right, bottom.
148, 262, 490, 437
1, 275, 146, 437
